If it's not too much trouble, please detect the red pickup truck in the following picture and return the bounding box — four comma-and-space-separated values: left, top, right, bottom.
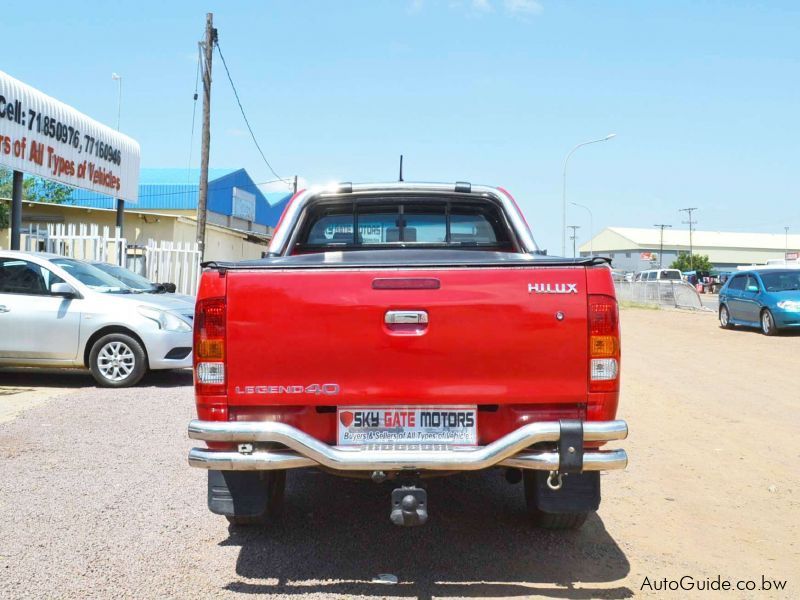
188, 182, 627, 529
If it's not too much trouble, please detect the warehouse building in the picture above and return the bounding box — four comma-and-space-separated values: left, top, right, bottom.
0, 168, 293, 262
66, 168, 292, 235
580, 227, 800, 271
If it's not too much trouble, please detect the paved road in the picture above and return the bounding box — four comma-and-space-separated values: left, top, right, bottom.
1, 309, 797, 599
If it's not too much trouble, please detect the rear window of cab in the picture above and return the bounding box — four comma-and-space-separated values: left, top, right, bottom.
294, 199, 514, 252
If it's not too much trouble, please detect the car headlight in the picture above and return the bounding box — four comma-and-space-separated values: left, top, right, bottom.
776, 300, 800, 312
138, 306, 192, 332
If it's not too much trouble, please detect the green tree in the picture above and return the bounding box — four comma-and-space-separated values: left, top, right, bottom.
1, 167, 74, 229
670, 252, 714, 272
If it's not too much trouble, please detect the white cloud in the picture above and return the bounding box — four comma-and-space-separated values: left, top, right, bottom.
504, 0, 543, 15
408, 0, 425, 13
410, 0, 541, 19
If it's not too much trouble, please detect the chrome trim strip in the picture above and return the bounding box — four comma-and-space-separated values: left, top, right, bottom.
187, 420, 627, 472
187, 447, 628, 472
267, 183, 540, 256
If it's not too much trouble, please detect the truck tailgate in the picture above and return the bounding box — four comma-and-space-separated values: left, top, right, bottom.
225, 266, 588, 406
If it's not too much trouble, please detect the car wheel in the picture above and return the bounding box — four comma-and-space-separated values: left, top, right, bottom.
719, 304, 733, 329
761, 309, 777, 336
89, 333, 147, 387
225, 471, 286, 526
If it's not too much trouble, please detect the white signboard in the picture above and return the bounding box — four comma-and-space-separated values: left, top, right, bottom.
0, 70, 140, 202
232, 187, 256, 221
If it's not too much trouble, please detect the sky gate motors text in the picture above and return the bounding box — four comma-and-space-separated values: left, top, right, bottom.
352, 410, 475, 428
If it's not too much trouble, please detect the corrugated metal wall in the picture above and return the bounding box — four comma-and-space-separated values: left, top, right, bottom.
66, 168, 292, 227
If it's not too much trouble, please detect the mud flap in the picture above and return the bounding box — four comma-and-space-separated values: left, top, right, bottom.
208, 470, 270, 517
528, 471, 601, 514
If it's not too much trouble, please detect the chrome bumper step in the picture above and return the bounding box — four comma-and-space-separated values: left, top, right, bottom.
187, 419, 628, 473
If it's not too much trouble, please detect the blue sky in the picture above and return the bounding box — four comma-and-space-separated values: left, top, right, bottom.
3, 0, 799, 253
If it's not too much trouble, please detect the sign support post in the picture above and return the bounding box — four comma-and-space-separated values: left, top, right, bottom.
10, 170, 23, 250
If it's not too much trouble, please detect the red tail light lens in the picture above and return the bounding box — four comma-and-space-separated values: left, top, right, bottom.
195, 297, 226, 391
588, 295, 620, 392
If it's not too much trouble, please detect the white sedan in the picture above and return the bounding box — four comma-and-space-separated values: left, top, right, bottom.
0, 251, 195, 387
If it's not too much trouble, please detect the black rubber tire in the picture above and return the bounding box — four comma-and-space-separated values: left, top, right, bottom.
88, 333, 148, 388
719, 304, 733, 329
225, 471, 286, 527
523, 472, 590, 530
761, 309, 777, 336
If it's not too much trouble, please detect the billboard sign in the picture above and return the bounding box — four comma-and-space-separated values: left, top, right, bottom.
232, 187, 256, 221
0, 70, 140, 202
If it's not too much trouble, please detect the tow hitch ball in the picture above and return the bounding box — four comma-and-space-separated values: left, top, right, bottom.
390, 486, 428, 527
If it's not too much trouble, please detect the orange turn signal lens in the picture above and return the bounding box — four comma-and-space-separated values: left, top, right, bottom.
590, 335, 618, 358
197, 339, 225, 360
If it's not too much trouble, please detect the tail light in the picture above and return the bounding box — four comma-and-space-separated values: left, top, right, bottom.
194, 297, 227, 398
588, 294, 620, 392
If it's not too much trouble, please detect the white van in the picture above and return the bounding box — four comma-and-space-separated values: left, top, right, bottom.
634, 269, 683, 282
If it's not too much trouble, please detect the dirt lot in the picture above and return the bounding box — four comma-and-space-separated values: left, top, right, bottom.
0, 308, 797, 599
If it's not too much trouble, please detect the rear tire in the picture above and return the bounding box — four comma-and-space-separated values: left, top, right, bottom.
225, 471, 286, 527
88, 333, 147, 388
523, 471, 591, 530
761, 309, 777, 336
719, 304, 733, 329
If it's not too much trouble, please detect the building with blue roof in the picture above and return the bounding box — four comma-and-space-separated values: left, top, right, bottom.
66, 168, 292, 235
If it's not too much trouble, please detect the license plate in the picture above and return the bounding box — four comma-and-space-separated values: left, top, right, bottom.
337, 405, 477, 446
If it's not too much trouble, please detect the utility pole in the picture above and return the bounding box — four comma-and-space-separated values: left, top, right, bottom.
653, 223, 672, 268
678, 207, 698, 271
567, 225, 580, 258
196, 12, 217, 261
293, 175, 298, 195
785, 226, 790, 261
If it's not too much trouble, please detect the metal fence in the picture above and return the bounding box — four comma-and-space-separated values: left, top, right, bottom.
21, 223, 201, 296
144, 240, 202, 296
23, 223, 126, 265
614, 280, 708, 310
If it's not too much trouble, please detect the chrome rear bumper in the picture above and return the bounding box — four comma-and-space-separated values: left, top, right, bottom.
187, 419, 628, 473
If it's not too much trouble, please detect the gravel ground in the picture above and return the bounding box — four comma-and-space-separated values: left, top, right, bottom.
1, 309, 797, 599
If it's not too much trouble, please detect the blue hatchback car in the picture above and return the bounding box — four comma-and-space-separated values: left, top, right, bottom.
719, 269, 800, 335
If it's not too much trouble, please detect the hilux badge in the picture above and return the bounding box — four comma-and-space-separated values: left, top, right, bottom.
528, 283, 578, 294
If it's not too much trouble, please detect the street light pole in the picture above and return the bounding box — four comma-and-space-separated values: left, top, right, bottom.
562, 133, 616, 257
570, 201, 593, 256
111, 73, 122, 130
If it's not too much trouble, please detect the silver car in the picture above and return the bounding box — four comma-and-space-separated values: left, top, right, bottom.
0, 251, 194, 387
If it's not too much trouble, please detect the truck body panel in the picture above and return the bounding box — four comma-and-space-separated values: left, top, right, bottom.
225, 265, 589, 409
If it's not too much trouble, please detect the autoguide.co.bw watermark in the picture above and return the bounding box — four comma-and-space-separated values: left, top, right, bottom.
641, 574, 787, 593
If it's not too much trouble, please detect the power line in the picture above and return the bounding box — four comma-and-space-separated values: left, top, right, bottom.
215, 39, 290, 184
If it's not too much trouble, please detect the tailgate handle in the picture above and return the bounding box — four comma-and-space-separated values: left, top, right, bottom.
385, 310, 428, 324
